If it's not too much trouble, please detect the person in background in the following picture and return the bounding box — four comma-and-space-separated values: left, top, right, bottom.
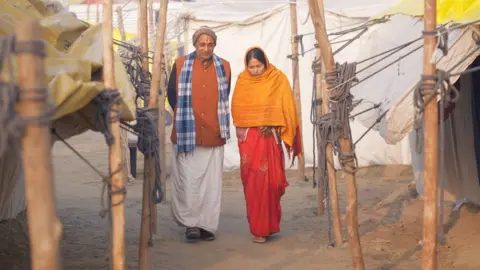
166, 26, 231, 242
231, 47, 302, 243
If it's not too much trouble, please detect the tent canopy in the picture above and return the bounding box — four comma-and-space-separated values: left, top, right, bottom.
375, 0, 480, 24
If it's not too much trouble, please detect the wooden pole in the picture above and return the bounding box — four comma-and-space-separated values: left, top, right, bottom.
289, 0, 307, 184
314, 49, 343, 243
157, 7, 168, 208
116, 7, 126, 41
143, 0, 159, 234
308, 0, 364, 268
16, 20, 62, 270
103, 0, 126, 268
138, 0, 155, 268
148, 0, 155, 43
116, 4, 131, 190
421, 0, 439, 268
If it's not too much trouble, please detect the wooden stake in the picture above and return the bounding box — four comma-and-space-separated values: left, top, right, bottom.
139, 0, 159, 237
314, 48, 343, 243
313, 53, 325, 217
103, 0, 126, 269
157, 9, 168, 208
138, 0, 155, 268
308, 0, 364, 268
116, 7, 126, 41
421, 0, 439, 268
148, 0, 155, 42
289, 0, 307, 184
16, 20, 62, 270
154, 0, 169, 208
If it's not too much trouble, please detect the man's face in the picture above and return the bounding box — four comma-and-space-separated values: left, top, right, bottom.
194, 34, 215, 62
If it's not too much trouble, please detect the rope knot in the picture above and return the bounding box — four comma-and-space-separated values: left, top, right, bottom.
92, 89, 122, 145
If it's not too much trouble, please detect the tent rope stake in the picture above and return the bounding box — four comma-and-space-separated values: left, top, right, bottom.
308, 0, 365, 267
15, 20, 63, 270
102, 0, 127, 267
419, 1, 439, 267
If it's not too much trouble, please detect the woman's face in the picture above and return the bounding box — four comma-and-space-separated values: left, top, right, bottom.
247, 58, 266, 77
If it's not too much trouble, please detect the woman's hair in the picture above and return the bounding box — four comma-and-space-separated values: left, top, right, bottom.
245, 48, 268, 67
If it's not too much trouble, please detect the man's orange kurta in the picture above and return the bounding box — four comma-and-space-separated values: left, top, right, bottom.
168, 55, 231, 147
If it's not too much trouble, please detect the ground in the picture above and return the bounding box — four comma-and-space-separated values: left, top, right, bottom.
1, 130, 480, 269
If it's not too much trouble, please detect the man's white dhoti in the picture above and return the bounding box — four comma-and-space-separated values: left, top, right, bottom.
171, 145, 224, 233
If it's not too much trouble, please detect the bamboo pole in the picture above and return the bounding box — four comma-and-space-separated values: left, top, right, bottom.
139, 0, 159, 237
116, 4, 131, 189
16, 20, 62, 270
308, 0, 364, 268
157, 11, 168, 208
116, 7, 126, 41
421, 0, 439, 268
314, 48, 343, 243
148, 0, 155, 43
138, 0, 154, 268
103, 0, 126, 268
289, 0, 307, 184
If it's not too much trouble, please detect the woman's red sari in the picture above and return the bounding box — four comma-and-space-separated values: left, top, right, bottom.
232, 47, 302, 237
237, 128, 289, 237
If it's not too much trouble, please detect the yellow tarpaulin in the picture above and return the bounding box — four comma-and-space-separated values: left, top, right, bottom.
374, 0, 480, 25
84, 20, 136, 48
1, 0, 136, 121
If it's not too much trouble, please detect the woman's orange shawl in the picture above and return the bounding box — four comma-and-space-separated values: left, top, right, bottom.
232, 47, 302, 160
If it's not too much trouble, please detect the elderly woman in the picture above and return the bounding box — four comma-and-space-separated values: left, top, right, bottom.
231, 47, 302, 243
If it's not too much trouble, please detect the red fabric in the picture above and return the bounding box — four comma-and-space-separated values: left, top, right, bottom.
285, 126, 303, 163
238, 128, 289, 237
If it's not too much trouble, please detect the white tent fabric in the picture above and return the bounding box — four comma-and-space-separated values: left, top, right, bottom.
178, 3, 413, 170
352, 16, 480, 145
186, 0, 402, 19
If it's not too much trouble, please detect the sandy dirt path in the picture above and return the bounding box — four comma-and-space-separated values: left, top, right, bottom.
1, 130, 480, 269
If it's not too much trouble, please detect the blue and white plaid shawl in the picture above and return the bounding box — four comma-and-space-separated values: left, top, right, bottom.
176, 52, 230, 153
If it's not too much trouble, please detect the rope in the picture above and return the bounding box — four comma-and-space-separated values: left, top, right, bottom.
92, 89, 122, 146
0, 36, 17, 159
413, 68, 460, 246
310, 55, 322, 189
413, 70, 460, 153
0, 36, 56, 159
51, 129, 127, 218
322, 62, 359, 175
310, 56, 334, 245
311, 60, 358, 246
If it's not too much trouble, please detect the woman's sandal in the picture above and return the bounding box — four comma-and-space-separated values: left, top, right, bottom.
252, 236, 266, 243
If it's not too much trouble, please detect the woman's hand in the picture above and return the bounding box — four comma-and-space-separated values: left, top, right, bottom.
259, 126, 270, 136
259, 126, 280, 137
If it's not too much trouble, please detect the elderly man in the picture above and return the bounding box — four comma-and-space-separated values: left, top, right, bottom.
167, 26, 231, 242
